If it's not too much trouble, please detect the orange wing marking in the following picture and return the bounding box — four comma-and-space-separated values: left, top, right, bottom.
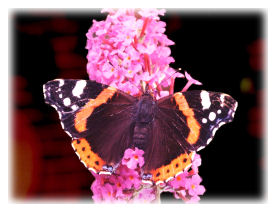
150, 152, 194, 183
74, 86, 117, 132
72, 138, 105, 173
174, 92, 201, 145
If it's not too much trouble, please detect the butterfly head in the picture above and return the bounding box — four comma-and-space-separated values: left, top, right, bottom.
141, 81, 155, 98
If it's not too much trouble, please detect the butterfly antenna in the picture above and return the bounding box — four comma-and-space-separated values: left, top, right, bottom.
155, 67, 184, 95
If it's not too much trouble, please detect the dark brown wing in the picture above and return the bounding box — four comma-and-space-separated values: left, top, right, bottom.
142, 90, 237, 182
44, 79, 137, 173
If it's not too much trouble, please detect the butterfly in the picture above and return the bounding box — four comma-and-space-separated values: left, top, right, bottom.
43, 79, 238, 184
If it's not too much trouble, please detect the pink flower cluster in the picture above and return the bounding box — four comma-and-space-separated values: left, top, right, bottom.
166, 154, 206, 203
91, 147, 205, 203
91, 148, 157, 203
86, 8, 184, 99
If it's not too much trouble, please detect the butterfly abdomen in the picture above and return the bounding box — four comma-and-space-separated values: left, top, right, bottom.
132, 94, 157, 150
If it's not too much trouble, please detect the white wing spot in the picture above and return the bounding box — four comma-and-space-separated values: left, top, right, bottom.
156, 181, 164, 186
63, 97, 71, 106
142, 180, 153, 185
212, 127, 218, 136
165, 176, 174, 182
220, 94, 225, 106
200, 90, 211, 110
218, 122, 226, 127
81, 160, 87, 168
65, 130, 72, 137
73, 80, 87, 98
57, 112, 62, 120
99, 171, 112, 175
59, 93, 63, 98
191, 151, 196, 160
217, 109, 222, 114
202, 118, 207, 124
71, 105, 78, 111
89, 167, 97, 173
184, 163, 192, 171
43, 85, 47, 98
209, 112, 216, 121
197, 146, 205, 151
234, 102, 238, 111
52, 105, 58, 111
207, 138, 212, 144
59, 79, 64, 87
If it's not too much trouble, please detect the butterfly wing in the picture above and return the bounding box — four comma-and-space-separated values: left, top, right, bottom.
143, 90, 237, 183
43, 79, 137, 173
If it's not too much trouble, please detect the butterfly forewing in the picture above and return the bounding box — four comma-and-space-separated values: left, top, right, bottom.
157, 90, 238, 152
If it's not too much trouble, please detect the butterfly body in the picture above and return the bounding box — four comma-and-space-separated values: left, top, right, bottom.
132, 93, 157, 150
43, 79, 238, 184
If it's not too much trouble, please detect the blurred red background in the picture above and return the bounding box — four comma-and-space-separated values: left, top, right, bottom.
11, 10, 264, 202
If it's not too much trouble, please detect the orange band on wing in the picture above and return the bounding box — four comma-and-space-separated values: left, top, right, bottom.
150, 152, 194, 183
174, 92, 201, 145
74, 86, 117, 132
72, 138, 105, 172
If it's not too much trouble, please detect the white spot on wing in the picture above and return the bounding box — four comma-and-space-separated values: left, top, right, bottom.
89, 167, 97, 173
207, 138, 212, 144
217, 109, 222, 114
71, 142, 76, 150
59, 79, 64, 87
197, 146, 205, 151
184, 163, 192, 171
43, 85, 47, 99
218, 122, 226, 127
73, 80, 87, 98
220, 94, 225, 107
175, 171, 183, 177
212, 127, 218, 136
65, 130, 72, 137
142, 180, 153, 185
200, 90, 211, 110
99, 171, 112, 175
81, 160, 87, 168
57, 112, 62, 120
209, 112, 216, 121
51, 105, 58, 111
75, 152, 80, 159
59, 93, 62, 98
234, 101, 238, 111
156, 180, 164, 185
71, 105, 78, 111
191, 152, 196, 160
63, 97, 71, 106
165, 177, 174, 182
202, 118, 207, 123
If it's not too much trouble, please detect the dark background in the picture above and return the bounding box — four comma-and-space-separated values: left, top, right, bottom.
12, 9, 264, 202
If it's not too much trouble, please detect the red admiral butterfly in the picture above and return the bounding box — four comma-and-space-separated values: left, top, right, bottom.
43, 79, 237, 184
